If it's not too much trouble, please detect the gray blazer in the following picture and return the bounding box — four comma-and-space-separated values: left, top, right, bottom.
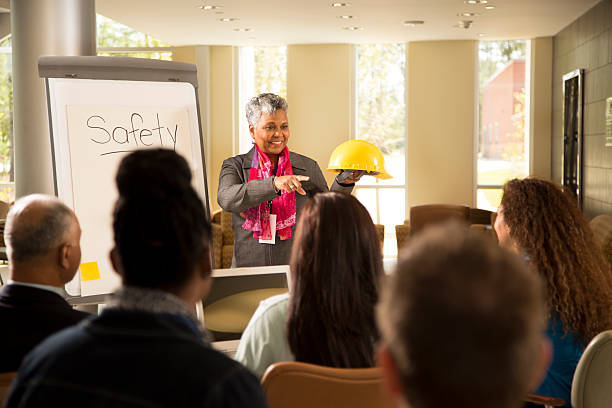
217, 147, 353, 267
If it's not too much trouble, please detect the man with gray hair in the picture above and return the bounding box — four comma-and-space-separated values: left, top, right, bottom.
0, 194, 88, 372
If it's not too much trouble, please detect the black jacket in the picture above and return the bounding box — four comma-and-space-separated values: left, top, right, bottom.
6, 308, 268, 408
0, 284, 88, 372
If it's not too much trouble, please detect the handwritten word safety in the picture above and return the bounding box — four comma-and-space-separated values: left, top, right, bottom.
86, 112, 180, 156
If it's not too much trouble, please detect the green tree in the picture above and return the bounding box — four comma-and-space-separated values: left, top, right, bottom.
357, 43, 405, 155
97, 14, 172, 60
253, 46, 287, 98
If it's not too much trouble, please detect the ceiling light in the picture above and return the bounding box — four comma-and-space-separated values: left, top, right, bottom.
219, 18, 238, 22
331, 2, 351, 7
403, 20, 425, 27
478, 33, 486, 37
454, 20, 473, 29
484, 5, 496, 9
458, 12, 479, 17
342, 26, 363, 31
234, 28, 252, 32
337, 15, 354, 19
464, 0, 487, 3
199, 5, 221, 10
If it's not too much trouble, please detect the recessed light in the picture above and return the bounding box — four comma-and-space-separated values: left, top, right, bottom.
337, 15, 354, 19
458, 12, 479, 17
219, 17, 238, 22
464, 0, 487, 3
331, 2, 351, 7
403, 20, 425, 27
199, 4, 221, 10
234, 28, 252, 32
454, 20, 473, 29
484, 5, 495, 9
478, 33, 486, 37
342, 26, 363, 31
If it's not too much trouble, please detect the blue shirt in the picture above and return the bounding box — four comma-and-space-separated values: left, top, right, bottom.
536, 318, 584, 407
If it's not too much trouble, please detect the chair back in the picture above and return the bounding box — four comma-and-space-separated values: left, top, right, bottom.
374, 224, 385, 253
571, 329, 612, 408
0, 371, 17, 405
261, 361, 397, 408
589, 214, 612, 272
409, 204, 470, 235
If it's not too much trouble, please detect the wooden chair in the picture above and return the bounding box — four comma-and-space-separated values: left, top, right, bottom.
525, 329, 612, 408
0, 371, 17, 406
409, 204, 470, 236
261, 361, 397, 408
211, 209, 234, 269
374, 224, 385, 253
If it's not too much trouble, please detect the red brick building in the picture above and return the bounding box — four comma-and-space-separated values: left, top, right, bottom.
480, 60, 525, 159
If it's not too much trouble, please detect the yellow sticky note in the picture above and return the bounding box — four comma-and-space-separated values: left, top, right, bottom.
80, 262, 101, 281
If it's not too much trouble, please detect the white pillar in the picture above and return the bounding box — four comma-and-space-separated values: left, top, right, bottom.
11, 0, 95, 197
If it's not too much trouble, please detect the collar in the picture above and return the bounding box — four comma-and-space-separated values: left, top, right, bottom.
106, 286, 210, 340
7, 280, 65, 297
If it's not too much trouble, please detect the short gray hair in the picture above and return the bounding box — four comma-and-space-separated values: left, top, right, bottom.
4, 194, 75, 262
245, 93, 288, 126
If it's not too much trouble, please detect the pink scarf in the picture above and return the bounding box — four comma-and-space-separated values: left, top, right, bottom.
242, 146, 296, 241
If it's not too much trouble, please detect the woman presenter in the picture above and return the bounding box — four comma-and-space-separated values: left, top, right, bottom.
218, 93, 368, 267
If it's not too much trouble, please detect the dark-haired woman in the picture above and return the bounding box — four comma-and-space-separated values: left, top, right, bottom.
235, 191, 382, 377
217, 93, 362, 268
6, 149, 267, 408
495, 177, 612, 407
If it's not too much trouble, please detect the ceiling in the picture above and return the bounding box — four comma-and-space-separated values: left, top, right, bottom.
96, 0, 599, 46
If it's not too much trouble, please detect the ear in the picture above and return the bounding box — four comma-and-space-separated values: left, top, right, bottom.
249, 124, 255, 139
109, 247, 123, 277
378, 343, 405, 398
531, 336, 553, 390
58, 243, 71, 270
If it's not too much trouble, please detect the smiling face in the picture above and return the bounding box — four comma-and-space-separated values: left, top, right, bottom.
249, 109, 290, 161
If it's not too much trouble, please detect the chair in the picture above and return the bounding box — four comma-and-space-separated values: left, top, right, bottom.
395, 223, 411, 255
261, 361, 397, 408
0, 371, 17, 406
374, 224, 385, 253
409, 204, 471, 236
211, 209, 234, 269
589, 214, 612, 272
525, 329, 612, 408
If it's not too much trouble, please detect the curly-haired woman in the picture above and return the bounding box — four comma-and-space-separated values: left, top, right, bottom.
495, 177, 612, 407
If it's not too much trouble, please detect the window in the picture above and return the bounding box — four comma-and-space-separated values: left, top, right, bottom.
97, 14, 172, 60
354, 44, 406, 257
237, 46, 287, 154
477, 40, 529, 210
0, 36, 12, 203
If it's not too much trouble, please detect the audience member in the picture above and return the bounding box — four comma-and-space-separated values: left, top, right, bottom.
495, 177, 612, 406
6, 149, 267, 407
0, 194, 88, 372
377, 222, 551, 408
236, 191, 382, 377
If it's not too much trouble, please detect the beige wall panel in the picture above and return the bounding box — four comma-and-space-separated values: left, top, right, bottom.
529, 37, 553, 179
287, 44, 352, 188
406, 40, 475, 208
209, 46, 236, 212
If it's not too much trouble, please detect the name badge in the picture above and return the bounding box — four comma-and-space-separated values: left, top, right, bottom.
259, 214, 277, 244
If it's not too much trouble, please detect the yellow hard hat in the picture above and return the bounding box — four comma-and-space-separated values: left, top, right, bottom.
327, 140, 391, 179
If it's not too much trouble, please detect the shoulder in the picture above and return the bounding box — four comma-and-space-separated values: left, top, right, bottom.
289, 151, 320, 170
250, 293, 289, 324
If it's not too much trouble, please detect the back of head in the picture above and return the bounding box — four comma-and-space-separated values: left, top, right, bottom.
288, 191, 383, 368
5, 194, 75, 264
377, 222, 545, 408
113, 149, 210, 290
500, 177, 612, 344
245, 93, 288, 126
